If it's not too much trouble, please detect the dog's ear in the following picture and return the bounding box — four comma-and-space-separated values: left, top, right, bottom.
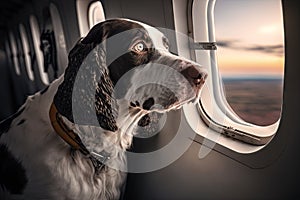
54, 21, 118, 132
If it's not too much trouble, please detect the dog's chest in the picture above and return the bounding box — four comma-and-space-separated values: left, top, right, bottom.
24, 149, 124, 200
0, 87, 126, 200
2, 120, 125, 200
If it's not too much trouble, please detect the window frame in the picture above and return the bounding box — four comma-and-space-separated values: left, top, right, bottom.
173, 0, 285, 153
29, 15, 49, 85
8, 31, 21, 76
19, 23, 35, 81
77, 0, 106, 37
49, 3, 68, 76
4, 40, 13, 70
88, 1, 105, 29
208, 0, 284, 127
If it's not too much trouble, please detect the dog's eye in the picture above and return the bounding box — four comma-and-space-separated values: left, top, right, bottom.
133, 42, 146, 53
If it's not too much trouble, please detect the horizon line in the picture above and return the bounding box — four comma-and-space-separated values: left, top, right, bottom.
221, 74, 283, 80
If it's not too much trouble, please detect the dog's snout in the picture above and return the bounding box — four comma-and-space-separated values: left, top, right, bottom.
181, 66, 207, 86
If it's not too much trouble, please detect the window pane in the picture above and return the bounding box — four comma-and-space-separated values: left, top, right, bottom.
214, 0, 284, 126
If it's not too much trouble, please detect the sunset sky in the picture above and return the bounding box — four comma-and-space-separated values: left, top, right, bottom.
214, 0, 284, 77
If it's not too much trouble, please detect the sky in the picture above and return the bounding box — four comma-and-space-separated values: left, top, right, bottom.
214, 0, 284, 77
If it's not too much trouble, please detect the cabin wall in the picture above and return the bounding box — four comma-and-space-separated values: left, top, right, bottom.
0, 49, 16, 120
0, 0, 79, 120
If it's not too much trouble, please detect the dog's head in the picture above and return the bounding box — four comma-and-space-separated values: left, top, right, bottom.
54, 18, 207, 133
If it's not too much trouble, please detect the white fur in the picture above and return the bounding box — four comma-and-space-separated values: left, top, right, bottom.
0, 76, 129, 200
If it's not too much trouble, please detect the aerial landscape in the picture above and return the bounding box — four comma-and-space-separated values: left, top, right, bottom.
222, 77, 283, 126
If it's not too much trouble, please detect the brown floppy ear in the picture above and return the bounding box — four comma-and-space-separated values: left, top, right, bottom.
54, 21, 118, 132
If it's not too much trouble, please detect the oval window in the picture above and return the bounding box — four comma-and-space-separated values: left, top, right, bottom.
19, 24, 35, 81
214, 0, 284, 126
88, 1, 105, 28
8, 32, 21, 75
29, 15, 49, 85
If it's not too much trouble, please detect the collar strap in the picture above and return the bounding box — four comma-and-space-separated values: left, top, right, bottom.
49, 103, 110, 171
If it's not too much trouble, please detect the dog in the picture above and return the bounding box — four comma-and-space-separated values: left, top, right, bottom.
0, 18, 207, 200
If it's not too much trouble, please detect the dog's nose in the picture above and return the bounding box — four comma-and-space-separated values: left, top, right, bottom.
142, 97, 155, 110
181, 66, 208, 86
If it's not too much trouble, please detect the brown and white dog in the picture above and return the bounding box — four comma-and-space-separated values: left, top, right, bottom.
0, 19, 207, 200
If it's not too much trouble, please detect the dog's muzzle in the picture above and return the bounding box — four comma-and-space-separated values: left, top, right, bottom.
181, 65, 207, 88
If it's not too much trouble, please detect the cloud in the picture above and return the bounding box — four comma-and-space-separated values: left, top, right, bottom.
217, 39, 284, 56
217, 40, 237, 48
244, 44, 283, 55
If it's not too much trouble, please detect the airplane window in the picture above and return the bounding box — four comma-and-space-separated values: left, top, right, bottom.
88, 1, 105, 28
49, 3, 68, 76
8, 32, 21, 75
19, 24, 35, 81
77, 0, 106, 37
183, 0, 284, 149
214, 0, 284, 126
4, 40, 12, 68
29, 15, 49, 85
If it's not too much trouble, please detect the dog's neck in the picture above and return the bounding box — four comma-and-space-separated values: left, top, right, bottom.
49, 103, 113, 171
49, 96, 146, 173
